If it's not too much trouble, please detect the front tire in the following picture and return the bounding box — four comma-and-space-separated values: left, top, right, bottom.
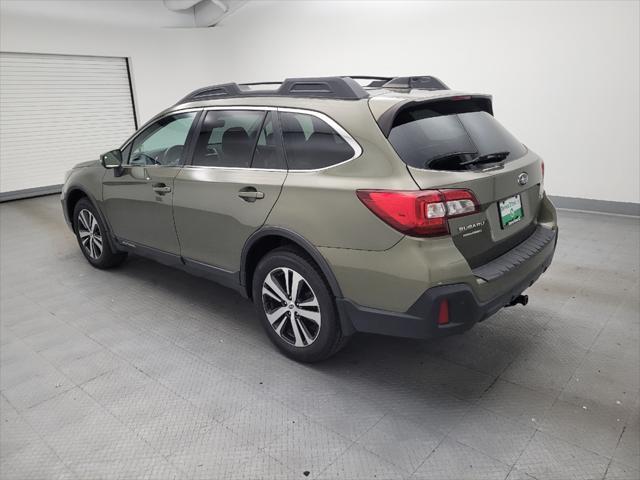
252, 247, 348, 362
73, 198, 127, 269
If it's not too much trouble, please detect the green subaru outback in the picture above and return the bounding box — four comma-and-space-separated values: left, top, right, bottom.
61, 75, 558, 362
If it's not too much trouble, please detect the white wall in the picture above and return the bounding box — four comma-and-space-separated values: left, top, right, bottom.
204, 0, 639, 204
1, 0, 638, 203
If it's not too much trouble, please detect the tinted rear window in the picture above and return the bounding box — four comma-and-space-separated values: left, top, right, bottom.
280, 112, 354, 170
388, 104, 527, 171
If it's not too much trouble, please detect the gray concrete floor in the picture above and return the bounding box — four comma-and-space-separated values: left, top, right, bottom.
0, 195, 638, 480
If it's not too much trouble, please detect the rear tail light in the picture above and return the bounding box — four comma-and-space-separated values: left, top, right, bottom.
541, 160, 545, 178
356, 189, 479, 237
441, 189, 478, 216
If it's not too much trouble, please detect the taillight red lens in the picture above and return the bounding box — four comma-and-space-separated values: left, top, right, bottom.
356, 189, 479, 237
541, 160, 545, 178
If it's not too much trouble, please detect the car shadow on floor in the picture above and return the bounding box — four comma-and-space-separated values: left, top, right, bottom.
108, 252, 540, 408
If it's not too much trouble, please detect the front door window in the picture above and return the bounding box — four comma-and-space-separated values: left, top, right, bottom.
128, 112, 197, 166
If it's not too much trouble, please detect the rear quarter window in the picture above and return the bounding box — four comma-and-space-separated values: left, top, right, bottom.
280, 112, 355, 170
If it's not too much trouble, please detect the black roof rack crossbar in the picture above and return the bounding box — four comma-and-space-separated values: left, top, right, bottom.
240, 81, 282, 86
382, 76, 449, 91
177, 75, 450, 104
346, 75, 450, 89
346, 75, 393, 87
178, 76, 369, 104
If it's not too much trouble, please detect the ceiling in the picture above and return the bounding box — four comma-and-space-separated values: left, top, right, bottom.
0, 0, 249, 28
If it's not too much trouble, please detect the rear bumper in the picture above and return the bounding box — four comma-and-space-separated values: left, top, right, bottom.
337, 227, 557, 339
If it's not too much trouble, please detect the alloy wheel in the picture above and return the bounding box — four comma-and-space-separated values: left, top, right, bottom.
261, 267, 321, 347
77, 209, 103, 260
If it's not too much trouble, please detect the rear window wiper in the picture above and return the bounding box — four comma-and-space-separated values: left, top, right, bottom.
425, 151, 477, 168
459, 151, 510, 167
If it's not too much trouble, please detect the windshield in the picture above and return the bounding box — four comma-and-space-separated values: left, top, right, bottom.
388, 105, 527, 171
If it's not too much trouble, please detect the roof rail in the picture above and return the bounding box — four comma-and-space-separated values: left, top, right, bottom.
177, 76, 369, 104
177, 75, 450, 104
381, 76, 449, 90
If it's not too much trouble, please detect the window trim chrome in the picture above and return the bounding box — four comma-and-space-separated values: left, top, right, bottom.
119, 105, 363, 173
119, 108, 202, 153
277, 107, 363, 173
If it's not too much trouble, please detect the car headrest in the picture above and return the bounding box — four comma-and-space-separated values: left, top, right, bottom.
221, 127, 251, 162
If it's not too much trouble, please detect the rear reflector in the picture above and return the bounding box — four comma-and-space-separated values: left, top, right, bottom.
437, 299, 450, 325
356, 189, 479, 237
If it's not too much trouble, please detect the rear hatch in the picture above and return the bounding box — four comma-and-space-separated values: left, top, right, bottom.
377, 95, 544, 268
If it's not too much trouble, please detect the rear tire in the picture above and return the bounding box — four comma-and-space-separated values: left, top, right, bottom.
252, 247, 348, 362
73, 198, 127, 269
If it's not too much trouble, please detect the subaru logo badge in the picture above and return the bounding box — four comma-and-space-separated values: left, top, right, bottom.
517, 172, 528, 186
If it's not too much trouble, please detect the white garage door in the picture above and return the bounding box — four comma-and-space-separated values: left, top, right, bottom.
0, 52, 137, 200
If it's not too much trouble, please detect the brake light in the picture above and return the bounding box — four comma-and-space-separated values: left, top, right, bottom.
356, 189, 479, 237
541, 160, 545, 178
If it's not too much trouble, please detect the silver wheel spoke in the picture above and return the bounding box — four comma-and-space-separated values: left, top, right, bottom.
289, 314, 305, 347
261, 266, 321, 348
93, 238, 103, 256
83, 211, 92, 231
264, 273, 288, 303
296, 308, 321, 325
79, 230, 91, 239
283, 268, 291, 298
297, 297, 319, 309
274, 314, 289, 336
262, 286, 283, 303
265, 306, 288, 325
78, 212, 89, 230
295, 316, 314, 345
290, 270, 304, 303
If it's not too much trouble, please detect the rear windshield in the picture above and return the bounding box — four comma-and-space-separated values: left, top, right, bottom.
388, 102, 527, 171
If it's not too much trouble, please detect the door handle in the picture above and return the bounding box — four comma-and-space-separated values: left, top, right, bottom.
238, 187, 265, 202
152, 183, 172, 194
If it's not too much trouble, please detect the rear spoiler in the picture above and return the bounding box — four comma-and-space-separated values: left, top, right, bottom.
377, 94, 493, 137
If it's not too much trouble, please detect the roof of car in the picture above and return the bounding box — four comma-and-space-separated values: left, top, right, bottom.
155, 76, 490, 132
172, 75, 455, 105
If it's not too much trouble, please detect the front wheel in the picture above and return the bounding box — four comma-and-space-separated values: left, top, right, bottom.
252, 248, 348, 362
73, 198, 127, 269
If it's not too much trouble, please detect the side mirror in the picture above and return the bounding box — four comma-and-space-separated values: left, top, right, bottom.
101, 149, 122, 169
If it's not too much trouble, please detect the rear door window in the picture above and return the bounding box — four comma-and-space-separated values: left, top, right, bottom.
192, 110, 265, 168
388, 102, 527, 171
280, 112, 354, 170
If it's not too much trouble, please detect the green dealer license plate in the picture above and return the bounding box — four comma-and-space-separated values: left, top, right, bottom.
499, 194, 524, 228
